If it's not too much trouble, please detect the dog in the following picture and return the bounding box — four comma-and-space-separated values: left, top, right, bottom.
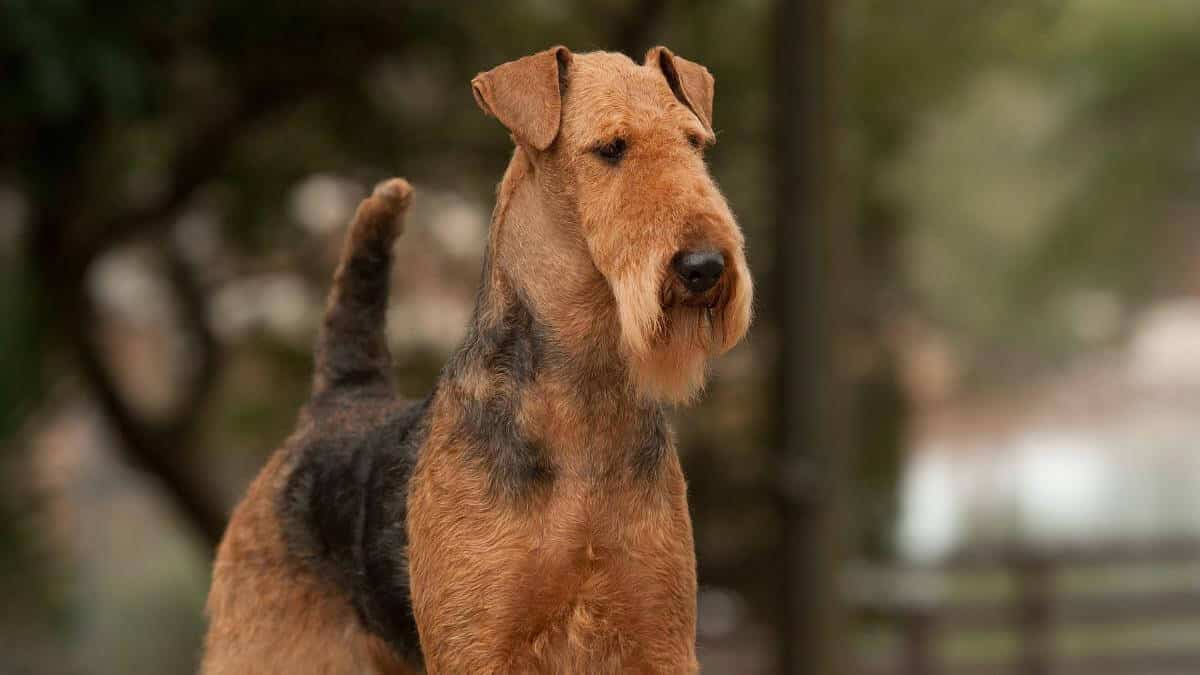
202, 45, 752, 675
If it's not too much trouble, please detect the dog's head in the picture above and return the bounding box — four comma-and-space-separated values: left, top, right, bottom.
472, 46, 753, 403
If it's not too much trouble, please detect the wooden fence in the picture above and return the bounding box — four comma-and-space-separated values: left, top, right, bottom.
854, 539, 1200, 675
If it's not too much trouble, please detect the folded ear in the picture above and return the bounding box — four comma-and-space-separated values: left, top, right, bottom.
471, 46, 572, 151
645, 46, 715, 138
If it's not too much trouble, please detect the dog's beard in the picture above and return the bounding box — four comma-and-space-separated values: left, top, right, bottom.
612, 256, 753, 404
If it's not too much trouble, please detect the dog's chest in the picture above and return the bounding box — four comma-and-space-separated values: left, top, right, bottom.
508, 474, 696, 667
407, 438, 699, 671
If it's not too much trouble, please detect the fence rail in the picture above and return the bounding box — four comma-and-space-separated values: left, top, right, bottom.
854, 539, 1200, 675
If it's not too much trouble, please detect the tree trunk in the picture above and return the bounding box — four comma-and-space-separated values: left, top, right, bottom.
770, 0, 850, 673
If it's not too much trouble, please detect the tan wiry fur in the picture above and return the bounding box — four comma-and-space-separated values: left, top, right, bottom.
202, 45, 752, 675
408, 46, 752, 672
480, 47, 751, 404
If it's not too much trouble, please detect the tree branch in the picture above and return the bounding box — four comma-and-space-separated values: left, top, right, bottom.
60, 275, 228, 548
74, 103, 273, 270
160, 242, 223, 441
29, 13, 420, 549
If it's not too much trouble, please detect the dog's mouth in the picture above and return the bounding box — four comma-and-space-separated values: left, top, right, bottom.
608, 244, 750, 371
612, 249, 752, 403
652, 269, 736, 354
660, 274, 728, 311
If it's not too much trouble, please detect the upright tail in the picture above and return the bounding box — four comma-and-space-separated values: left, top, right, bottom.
312, 178, 413, 396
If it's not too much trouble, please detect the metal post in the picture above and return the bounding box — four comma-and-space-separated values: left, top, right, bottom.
1017, 557, 1053, 675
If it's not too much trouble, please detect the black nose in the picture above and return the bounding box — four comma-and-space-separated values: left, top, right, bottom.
672, 249, 725, 294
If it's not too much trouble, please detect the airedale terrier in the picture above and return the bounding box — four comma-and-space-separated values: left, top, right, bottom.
202, 45, 752, 674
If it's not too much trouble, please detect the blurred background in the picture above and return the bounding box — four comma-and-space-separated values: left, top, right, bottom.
3, 1, 1200, 673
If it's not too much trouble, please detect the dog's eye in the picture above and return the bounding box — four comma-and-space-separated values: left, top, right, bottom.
593, 138, 627, 165
686, 133, 710, 152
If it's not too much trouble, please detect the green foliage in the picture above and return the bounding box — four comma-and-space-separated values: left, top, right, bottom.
1020, 0, 1200, 306
0, 0, 167, 122
0, 254, 70, 665
872, 0, 1200, 374
0, 260, 42, 443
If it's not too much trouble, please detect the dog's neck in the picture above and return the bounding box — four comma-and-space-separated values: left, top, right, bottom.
441, 148, 669, 481
477, 147, 629, 385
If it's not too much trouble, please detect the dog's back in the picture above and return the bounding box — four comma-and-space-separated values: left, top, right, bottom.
202, 179, 424, 675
